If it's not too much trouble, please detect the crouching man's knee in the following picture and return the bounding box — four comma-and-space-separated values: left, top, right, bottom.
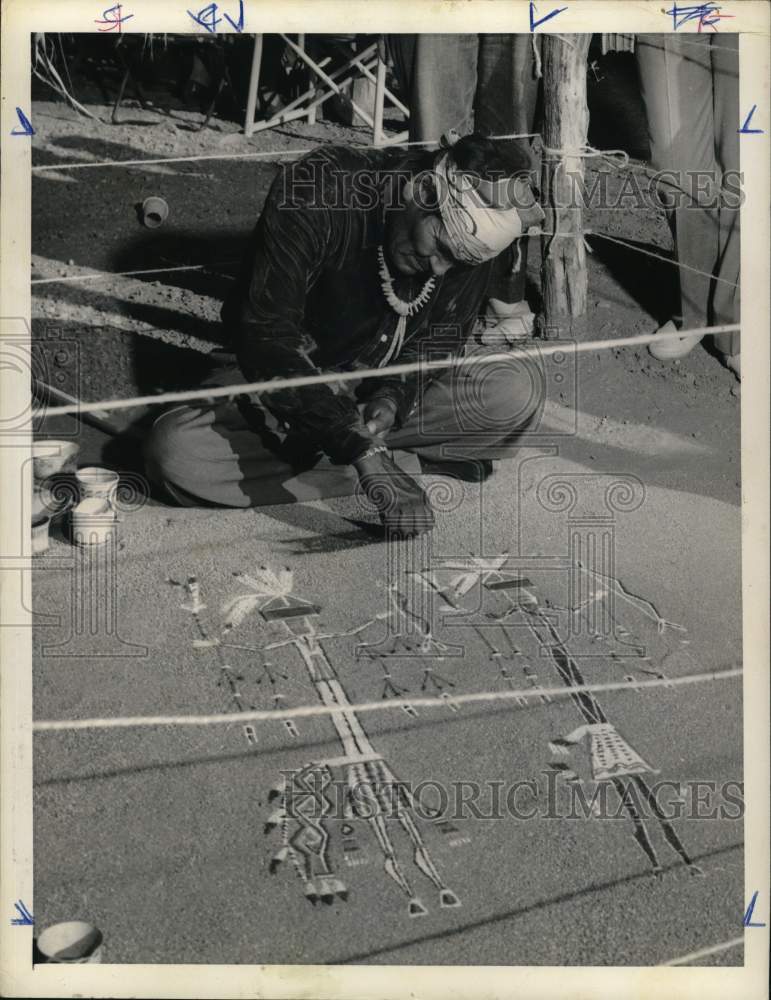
143, 405, 235, 507
453, 352, 544, 439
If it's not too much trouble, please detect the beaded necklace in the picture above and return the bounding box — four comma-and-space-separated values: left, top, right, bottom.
376, 246, 436, 367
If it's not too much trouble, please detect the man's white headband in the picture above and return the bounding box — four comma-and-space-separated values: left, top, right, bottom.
434, 152, 544, 266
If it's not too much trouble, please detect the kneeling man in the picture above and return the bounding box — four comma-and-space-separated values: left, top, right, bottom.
144, 133, 545, 537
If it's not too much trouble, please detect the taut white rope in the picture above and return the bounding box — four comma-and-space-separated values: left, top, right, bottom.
30, 231, 737, 292
589, 231, 741, 288
30, 131, 542, 173
33, 667, 741, 733
31, 261, 238, 285
40, 324, 741, 419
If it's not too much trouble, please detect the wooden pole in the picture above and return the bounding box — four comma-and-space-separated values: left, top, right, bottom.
540, 34, 592, 338
372, 55, 386, 146
244, 34, 263, 137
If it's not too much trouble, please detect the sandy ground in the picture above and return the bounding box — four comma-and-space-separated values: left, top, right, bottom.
30, 97, 743, 966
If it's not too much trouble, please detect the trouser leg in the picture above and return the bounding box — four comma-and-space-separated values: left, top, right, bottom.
636, 35, 718, 330
143, 396, 361, 508
386, 34, 479, 143
143, 350, 544, 508
386, 345, 545, 461
710, 36, 740, 356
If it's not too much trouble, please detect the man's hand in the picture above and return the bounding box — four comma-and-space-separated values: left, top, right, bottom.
354, 449, 434, 538
363, 396, 398, 437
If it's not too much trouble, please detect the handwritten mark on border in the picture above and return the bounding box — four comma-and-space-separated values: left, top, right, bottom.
10, 901, 34, 926
743, 891, 766, 928
738, 105, 763, 135
529, 1, 568, 32
187, 0, 244, 32
94, 4, 135, 32
664, 4, 734, 31
10, 108, 34, 136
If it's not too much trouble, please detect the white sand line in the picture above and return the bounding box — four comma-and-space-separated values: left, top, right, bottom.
32, 170, 78, 184
540, 399, 711, 457
661, 935, 743, 966
32, 253, 223, 354
32, 298, 219, 355
34, 142, 181, 177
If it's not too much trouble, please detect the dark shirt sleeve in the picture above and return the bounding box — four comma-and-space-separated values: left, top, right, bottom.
224, 155, 374, 465
363, 261, 492, 425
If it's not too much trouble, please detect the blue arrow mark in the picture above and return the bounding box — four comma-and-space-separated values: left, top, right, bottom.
10, 900, 34, 926
743, 890, 766, 927
530, 1, 568, 31
11, 107, 34, 136
738, 105, 763, 135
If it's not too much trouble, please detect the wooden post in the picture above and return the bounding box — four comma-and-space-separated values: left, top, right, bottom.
244, 34, 263, 137
540, 34, 591, 338
372, 55, 386, 146
296, 35, 317, 124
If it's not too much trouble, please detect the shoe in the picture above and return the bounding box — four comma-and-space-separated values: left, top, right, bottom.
479, 299, 535, 346
648, 319, 703, 360
724, 353, 741, 379
419, 458, 494, 482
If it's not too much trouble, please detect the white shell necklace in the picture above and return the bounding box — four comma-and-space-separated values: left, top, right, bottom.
377, 245, 436, 367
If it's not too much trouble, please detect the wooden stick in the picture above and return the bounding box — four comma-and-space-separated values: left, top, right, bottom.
373, 55, 386, 145
353, 53, 409, 117
540, 34, 592, 338
280, 33, 376, 129
244, 34, 263, 137
32, 378, 142, 437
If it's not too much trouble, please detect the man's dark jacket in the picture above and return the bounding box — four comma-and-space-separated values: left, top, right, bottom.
222, 145, 493, 465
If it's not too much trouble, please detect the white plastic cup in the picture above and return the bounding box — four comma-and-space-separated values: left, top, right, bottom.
37, 921, 103, 963
76, 466, 119, 505
142, 196, 169, 229
71, 497, 117, 547
32, 516, 51, 555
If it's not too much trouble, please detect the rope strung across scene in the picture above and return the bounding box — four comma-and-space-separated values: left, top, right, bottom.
30, 131, 543, 172
30, 131, 740, 291
32, 666, 741, 733
31, 260, 239, 285
40, 323, 741, 419
588, 232, 741, 288
30, 230, 741, 290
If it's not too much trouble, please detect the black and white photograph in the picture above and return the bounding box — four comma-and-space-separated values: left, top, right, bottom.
1, 2, 769, 996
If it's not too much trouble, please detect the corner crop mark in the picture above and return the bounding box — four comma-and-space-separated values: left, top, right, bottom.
529, 1, 568, 31
10, 901, 34, 926
743, 891, 766, 928
10, 108, 34, 136
738, 105, 763, 135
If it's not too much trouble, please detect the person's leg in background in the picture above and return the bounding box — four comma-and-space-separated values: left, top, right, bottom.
386, 34, 479, 142
710, 36, 740, 367
637, 35, 714, 329
637, 35, 739, 371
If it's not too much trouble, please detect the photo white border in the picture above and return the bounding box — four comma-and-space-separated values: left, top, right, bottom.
1, 1, 768, 996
